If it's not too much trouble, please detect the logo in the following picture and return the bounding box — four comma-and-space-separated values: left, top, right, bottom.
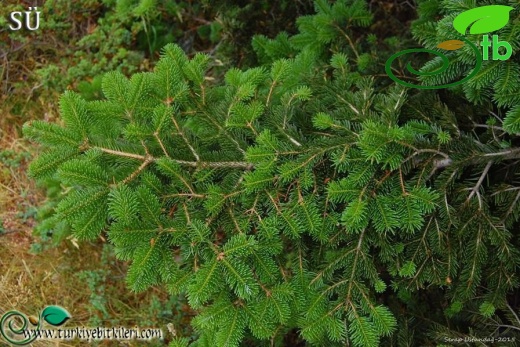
385, 5, 514, 89
1, 305, 163, 344
0, 306, 71, 345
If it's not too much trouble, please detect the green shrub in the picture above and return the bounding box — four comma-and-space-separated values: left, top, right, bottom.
24, 0, 520, 346
34, 0, 189, 90
2, 0, 313, 120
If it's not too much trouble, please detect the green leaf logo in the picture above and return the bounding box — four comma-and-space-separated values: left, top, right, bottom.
41, 306, 71, 326
453, 5, 514, 35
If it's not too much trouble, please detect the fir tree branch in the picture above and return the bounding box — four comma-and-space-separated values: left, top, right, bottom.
433, 158, 453, 169
334, 24, 359, 60
228, 207, 244, 234
399, 168, 407, 195
122, 155, 154, 184
345, 228, 366, 306
491, 186, 520, 196
403, 148, 450, 164
274, 124, 302, 147
200, 83, 206, 105
504, 190, 520, 222
154, 132, 171, 159
170, 116, 200, 161
467, 161, 492, 202
182, 202, 191, 225
507, 303, 520, 327
483, 147, 520, 159
200, 110, 246, 155
331, 90, 360, 116
94, 146, 253, 169
471, 123, 506, 132
165, 193, 206, 198
97, 147, 147, 160
429, 147, 520, 170
177, 160, 253, 169
266, 80, 276, 107
483, 323, 520, 333
24, 8, 520, 340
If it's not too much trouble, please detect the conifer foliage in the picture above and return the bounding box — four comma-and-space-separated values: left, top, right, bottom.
24, 0, 520, 345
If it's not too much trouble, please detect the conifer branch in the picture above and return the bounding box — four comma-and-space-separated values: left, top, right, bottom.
177, 160, 252, 169
97, 147, 148, 160
507, 303, 520, 326
200, 84, 206, 105
24, 0, 520, 340
433, 158, 453, 169
484, 323, 520, 333
504, 190, 520, 222
165, 193, 206, 198
266, 81, 276, 107
154, 132, 171, 159
94, 146, 252, 169
206, 114, 246, 154
345, 229, 366, 306
228, 207, 244, 235
467, 161, 492, 202
334, 24, 359, 60
403, 148, 450, 162
182, 202, 191, 225
483, 147, 520, 159
170, 116, 200, 161
472, 123, 506, 132
122, 155, 154, 184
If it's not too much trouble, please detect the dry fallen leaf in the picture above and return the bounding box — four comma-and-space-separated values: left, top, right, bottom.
436, 40, 465, 50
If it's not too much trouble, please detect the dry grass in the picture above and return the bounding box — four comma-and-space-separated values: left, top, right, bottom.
0, 233, 178, 346
0, 235, 95, 347
0, 124, 41, 224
